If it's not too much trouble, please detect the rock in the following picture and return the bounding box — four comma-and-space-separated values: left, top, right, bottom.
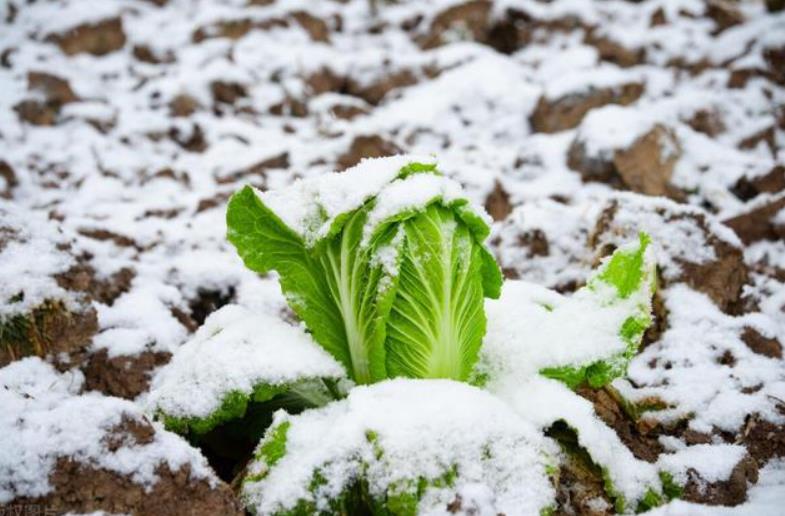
569, 124, 683, 199
740, 327, 782, 359
589, 195, 749, 313
47, 17, 126, 56
530, 83, 644, 133
336, 135, 401, 171
484, 180, 513, 221
731, 165, 785, 201
682, 455, 758, 506
418, 0, 492, 49
83, 348, 172, 399
722, 192, 785, 245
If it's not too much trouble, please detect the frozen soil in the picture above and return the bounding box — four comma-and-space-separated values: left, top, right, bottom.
1, 0, 784, 514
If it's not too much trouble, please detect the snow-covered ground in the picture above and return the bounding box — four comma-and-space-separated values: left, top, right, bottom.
1, 0, 784, 514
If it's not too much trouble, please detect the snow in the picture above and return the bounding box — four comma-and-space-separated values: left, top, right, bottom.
0, 357, 215, 503
656, 444, 748, 485
1, 0, 784, 512
499, 376, 662, 506
0, 202, 78, 318
363, 171, 472, 242
481, 276, 646, 380
574, 105, 660, 160
258, 155, 435, 245
644, 460, 785, 516
627, 285, 785, 434
542, 64, 641, 101
242, 379, 556, 516
147, 304, 346, 420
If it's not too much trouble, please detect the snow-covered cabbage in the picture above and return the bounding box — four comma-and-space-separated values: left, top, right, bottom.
226, 157, 502, 385
147, 305, 347, 435
241, 379, 556, 516
478, 233, 656, 390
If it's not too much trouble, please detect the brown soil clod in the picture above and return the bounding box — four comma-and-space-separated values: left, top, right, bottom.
484, 180, 513, 221
347, 69, 419, 105
589, 198, 749, 313
547, 421, 615, 516
704, 0, 744, 35
211, 81, 248, 105
418, 0, 492, 50
47, 17, 126, 56
13, 459, 243, 516
577, 386, 664, 463
731, 165, 785, 201
682, 455, 758, 506
103, 415, 156, 451
337, 135, 401, 171
740, 327, 782, 359
216, 152, 289, 185
82, 348, 172, 399
723, 193, 785, 245
531, 83, 644, 133
55, 263, 135, 306
0, 160, 18, 198
14, 71, 79, 126
169, 94, 200, 117
685, 108, 726, 137
741, 414, 785, 466
290, 11, 330, 43
0, 300, 98, 368
584, 32, 645, 68
569, 125, 684, 200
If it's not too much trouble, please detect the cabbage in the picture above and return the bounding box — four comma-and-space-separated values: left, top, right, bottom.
226, 157, 502, 384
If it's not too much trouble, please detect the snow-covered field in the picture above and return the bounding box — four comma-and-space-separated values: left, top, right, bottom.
1, 0, 784, 514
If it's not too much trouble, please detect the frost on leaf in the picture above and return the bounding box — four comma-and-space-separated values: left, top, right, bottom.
226, 156, 502, 385
241, 379, 555, 516
147, 304, 347, 435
